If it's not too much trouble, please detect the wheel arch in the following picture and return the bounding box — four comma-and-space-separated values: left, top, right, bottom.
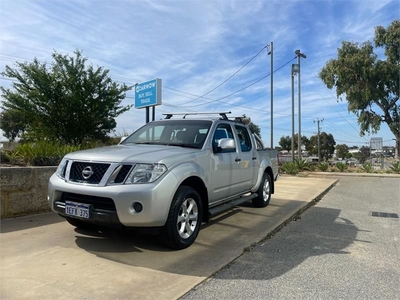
180, 176, 209, 223
264, 166, 275, 194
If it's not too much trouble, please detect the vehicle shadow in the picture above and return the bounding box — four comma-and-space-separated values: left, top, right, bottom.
73, 203, 360, 279
211, 206, 364, 281
73, 209, 243, 254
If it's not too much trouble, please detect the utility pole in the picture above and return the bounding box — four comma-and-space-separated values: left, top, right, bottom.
291, 64, 296, 162
314, 118, 324, 162
269, 42, 274, 149
295, 50, 306, 160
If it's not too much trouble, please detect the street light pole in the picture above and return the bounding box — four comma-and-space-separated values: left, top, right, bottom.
295, 49, 306, 160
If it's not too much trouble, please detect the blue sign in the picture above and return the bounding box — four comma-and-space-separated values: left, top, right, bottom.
135, 78, 162, 109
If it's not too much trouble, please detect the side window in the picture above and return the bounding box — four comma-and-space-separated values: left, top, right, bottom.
235, 125, 252, 152
254, 136, 264, 150
213, 124, 235, 152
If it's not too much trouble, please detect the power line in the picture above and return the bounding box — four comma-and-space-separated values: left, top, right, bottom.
183, 45, 269, 104
182, 56, 296, 108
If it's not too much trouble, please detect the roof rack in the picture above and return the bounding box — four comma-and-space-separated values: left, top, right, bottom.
163, 111, 231, 120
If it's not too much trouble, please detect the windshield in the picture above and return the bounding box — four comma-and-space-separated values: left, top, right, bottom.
121, 120, 212, 149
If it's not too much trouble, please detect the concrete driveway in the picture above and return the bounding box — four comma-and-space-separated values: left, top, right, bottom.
0, 176, 336, 300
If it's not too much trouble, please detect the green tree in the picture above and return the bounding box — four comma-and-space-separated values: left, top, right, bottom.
319, 20, 400, 158
336, 144, 351, 159
242, 116, 261, 137
0, 50, 132, 145
353, 146, 371, 164
278, 135, 291, 151
278, 134, 309, 151
0, 109, 28, 141
306, 132, 336, 161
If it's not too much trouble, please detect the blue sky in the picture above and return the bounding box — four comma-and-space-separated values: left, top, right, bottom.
0, 0, 399, 147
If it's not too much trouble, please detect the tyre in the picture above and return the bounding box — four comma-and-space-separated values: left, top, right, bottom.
252, 172, 272, 208
159, 186, 203, 250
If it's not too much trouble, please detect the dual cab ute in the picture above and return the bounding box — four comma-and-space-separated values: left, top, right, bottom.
48, 112, 279, 249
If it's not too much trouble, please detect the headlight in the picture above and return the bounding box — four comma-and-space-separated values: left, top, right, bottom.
56, 158, 68, 179
125, 163, 167, 184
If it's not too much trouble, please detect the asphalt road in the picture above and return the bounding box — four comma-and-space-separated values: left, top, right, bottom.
181, 176, 400, 299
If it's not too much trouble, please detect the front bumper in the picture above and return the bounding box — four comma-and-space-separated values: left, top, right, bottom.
48, 171, 179, 227
53, 200, 122, 227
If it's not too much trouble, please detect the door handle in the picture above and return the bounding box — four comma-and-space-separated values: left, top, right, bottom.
235, 158, 241, 162
252, 157, 257, 160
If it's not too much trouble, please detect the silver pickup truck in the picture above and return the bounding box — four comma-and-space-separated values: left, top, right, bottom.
48, 112, 279, 249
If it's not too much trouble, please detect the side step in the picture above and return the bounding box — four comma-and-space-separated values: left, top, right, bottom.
209, 193, 257, 218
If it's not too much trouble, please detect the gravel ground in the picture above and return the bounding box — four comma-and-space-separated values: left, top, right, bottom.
181, 176, 400, 300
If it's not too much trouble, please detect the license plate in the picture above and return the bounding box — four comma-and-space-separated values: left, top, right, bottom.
65, 201, 90, 219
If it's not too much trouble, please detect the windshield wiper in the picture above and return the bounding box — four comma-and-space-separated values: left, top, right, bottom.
134, 142, 155, 145
167, 143, 200, 149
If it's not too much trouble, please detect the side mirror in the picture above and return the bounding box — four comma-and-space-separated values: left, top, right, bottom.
219, 138, 235, 149
213, 138, 236, 153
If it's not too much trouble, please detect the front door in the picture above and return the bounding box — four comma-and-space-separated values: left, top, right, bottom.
209, 123, 241, 203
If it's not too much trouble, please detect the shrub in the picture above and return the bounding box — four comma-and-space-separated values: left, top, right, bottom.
361, 163, 373, 173
336, 162, 347, 172
293, 159, 312, 171
12, 141, 82, 166
389, 161, 400, 174
281, 162, 299, 175
318, 162, 329, 172
0, 150, 24, 165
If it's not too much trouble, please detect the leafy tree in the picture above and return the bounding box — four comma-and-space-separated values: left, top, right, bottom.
242, 116, 261, 137
319, 20, 400, 158
0, 50, 132, 145
306, 132, 336, 161
336, 144, 351, 159
353, 146, 371, 164
0, 109, 28, 141
278, 135, 291, 151
278, 134, 309, 151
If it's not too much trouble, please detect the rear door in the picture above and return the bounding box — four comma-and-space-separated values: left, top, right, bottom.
234, 125, 258, 191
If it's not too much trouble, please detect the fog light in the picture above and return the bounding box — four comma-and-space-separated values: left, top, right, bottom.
133, 202, 143, 213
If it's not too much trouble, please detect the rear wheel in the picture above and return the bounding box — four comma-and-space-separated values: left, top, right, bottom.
252, 172, 272, 207
159, 186, 203, 250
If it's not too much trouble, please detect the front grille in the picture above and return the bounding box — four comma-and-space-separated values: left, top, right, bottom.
69, 162, 110, 184
61, 192, 116, 211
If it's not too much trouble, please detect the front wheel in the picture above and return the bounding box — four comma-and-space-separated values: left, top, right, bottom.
252, 172, 272, 208
159, 186, 203, 250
